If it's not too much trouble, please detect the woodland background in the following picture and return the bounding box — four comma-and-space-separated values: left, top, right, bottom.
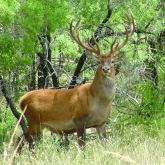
0, 0, 165, 164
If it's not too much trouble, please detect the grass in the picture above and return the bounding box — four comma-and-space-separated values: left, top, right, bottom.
1, 105, 165, 165
0, 126, 165, 165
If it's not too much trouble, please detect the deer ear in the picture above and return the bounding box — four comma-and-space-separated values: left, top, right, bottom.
114, 51, 125, 61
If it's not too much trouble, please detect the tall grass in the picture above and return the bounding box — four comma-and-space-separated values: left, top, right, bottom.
0, 104, 165, 165
1, 126, 165, 165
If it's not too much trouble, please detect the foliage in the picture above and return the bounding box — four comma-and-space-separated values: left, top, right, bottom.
0, 105, 17, 151
0, 0, 69, 74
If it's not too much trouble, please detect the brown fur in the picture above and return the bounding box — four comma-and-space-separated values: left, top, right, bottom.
17, 61, 115, 152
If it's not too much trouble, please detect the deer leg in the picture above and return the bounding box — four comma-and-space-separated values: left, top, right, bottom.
60, 133, 69, 147
96, 124, 107, 145
25, 124, 42, 152
77, 125, 86, 148
16, 134, 25, 154
27, 134, 35, 152
16, 130, 38, 154
74, 119, 86, 148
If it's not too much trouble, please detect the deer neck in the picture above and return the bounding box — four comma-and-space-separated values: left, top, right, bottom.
90, 65, 116, 100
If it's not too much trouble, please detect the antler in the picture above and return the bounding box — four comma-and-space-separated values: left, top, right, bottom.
107, 14, 135, 55
70, 21, 101, 55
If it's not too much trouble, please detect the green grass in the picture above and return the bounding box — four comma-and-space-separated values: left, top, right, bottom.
1, 126, 165, 165
0, 104, 165, 165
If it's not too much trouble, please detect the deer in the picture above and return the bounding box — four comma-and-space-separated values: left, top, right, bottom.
17, 15, 135, 153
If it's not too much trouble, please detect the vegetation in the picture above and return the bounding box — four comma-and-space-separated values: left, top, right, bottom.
0, 0, 165, 164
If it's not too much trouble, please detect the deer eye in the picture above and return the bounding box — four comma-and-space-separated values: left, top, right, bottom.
100, 60, 104, 65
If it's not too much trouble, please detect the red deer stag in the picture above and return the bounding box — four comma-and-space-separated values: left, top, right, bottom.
17, 15, 135, 153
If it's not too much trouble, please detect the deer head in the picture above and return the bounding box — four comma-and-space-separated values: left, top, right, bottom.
70, 15, 135, 76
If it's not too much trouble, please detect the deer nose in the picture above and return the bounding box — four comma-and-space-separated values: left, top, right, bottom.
102, 66, 110, 72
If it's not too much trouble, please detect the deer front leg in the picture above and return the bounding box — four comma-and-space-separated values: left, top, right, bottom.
74, 118, 86, 148
96, 124, 107, 145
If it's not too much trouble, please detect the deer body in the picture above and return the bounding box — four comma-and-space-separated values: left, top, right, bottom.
19, 64, 115, 142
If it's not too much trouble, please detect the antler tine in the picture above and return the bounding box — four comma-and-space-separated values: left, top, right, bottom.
108, 14, 135, 55
110, 37, 118, 53
70, 20, 82, 46
70, 20, 101, 55
90, 35, 101, 55
114, 14, 135, 51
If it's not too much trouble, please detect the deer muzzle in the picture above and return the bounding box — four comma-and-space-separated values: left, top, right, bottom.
102, 66, 110, 73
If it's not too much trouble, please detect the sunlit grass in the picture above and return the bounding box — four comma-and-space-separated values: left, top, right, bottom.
1, 103, 165, 165
1, 127, 165, 165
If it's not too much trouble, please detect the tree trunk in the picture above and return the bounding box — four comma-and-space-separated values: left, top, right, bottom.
37, 30, 59, 89
68, 3, 112, 89
37, 52, 46, 89
46, 33, 59, 88
28, 55, 36, 90
0, 76, 28, 134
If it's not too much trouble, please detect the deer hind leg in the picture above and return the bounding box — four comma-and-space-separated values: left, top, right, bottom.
25, 124, 42, 152
60, 133, 69, 148
51, 133, 69, 147
16, 134, 26, 154
96, 124, 107, 145
17, 126, 41, 154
